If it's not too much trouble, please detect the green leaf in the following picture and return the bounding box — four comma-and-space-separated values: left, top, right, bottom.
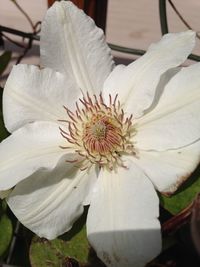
30, 208, 105, 267
160, 166, 200, 214
30, 225, 89, 267
0, 199, 7, 214
0, 51, 12, 76
0, 214, 13, 257
29, 209, 93, 266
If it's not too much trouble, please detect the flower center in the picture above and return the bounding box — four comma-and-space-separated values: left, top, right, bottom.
90, 120, 107, 140
59, 93, 136, 170
83, 114, 122, 156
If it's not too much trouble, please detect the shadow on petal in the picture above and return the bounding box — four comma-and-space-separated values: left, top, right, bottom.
88, 228, 161, 267
10, 153, 80, 196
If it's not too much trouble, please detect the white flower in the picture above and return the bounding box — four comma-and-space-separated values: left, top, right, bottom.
0, 1, 199, 267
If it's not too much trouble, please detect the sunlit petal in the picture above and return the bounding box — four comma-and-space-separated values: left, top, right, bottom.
7, 161, 97, 239
132, 140, 200, 194
40, 1, 114, 95
0, 121, 69, 190
87, 161, 161, 267
135, 63, 200, 150
3, 64, 81, 133
103, 31, 195, 117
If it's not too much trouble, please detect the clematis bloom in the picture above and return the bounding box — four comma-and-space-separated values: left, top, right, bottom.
1, 1, 200, 267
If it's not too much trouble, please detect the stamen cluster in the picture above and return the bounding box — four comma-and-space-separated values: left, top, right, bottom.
59, 93, 135, 170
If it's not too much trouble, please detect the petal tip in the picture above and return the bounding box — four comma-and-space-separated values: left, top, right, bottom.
185, 29, 196, 37
180, 30, 196, 43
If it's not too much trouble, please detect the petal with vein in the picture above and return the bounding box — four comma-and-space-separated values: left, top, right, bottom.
0, 121, 69, 190
87, 161, 161, 267
103, 31, 195, 117
7, 161, 97, 239
40, 1, 114, 95
3, 64, 81, 133
132, 140, 200, 194
135, 63, 200, 151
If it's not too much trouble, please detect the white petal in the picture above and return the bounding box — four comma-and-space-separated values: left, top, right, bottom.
103, 64, 126, 93
3, 64, 81, 133
132, 140, 200, 194
135, 63, 200, 150
144, 67, 181, 114
7, 161, 97, 239
40, 1, 114, 95
87, 161, 161, 267
103, 31, 195, 117
0, 121, 69, 190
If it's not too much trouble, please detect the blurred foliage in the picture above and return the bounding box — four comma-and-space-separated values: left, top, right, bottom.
29, 209, 107, 267
0, 201, 13, 258
0, 51, 12, 76
0, 109, 9, 141
30, 226, 89, 267
191, 194, 200, 256
0, 79, 9, 141
160, 166, 200, 215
